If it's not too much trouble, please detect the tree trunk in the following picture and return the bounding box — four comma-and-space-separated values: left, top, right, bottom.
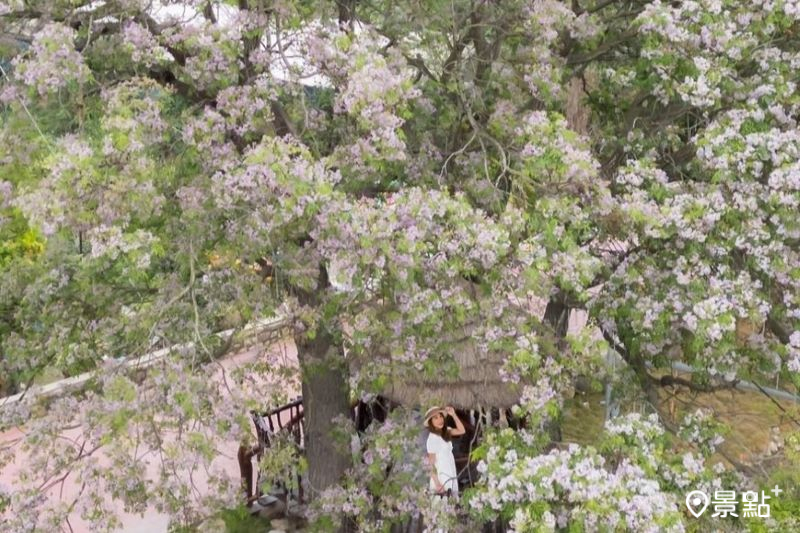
293, 265, 352, 509
601, 322, 661, 415
298, 335, 351, 499
543, 297, 569, 338
337, 0, 357, 31
542, 297, 569, 442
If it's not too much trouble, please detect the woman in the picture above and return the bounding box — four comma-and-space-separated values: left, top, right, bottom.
424, 405, 465, 497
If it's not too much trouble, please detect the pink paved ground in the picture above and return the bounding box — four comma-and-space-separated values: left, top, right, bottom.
0, 339, 299, 532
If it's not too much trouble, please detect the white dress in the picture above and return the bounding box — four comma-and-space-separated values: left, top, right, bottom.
426, 432, 458, 495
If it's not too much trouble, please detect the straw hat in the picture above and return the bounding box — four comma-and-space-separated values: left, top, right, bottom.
424, 406, 446, 425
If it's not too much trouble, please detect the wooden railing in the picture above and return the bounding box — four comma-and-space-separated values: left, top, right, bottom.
247, 395, 390, 505
250, 397, 306, 503
253, 397, 305, 446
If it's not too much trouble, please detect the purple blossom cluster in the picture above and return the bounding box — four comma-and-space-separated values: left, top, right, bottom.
163, 21, 244, 90
13, 134, 93, 235
122, 21, 170, 67
471, 426, 685, 533
788, 331, 800, 372
86, 226, 158, 269
516, 111, 600, 186
516, 0, 576, 101
0, 180, 12, 210
317, 188, 510, 291
211, 136, 339, 236
596, 82, 799, 377
12, 23, 90, 95
183, 108, 237, 172
306, 26, 420, 169
679, 408, 726, 455
101, 79, 169, 157
215, 84, 273, 137
0, 83, 20, 106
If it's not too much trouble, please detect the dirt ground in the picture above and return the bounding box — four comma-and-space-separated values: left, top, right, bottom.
562, 382, 799, 470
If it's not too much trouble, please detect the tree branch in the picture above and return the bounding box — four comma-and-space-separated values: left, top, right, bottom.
752, 380, 800, 429
658, 374, 740, 393
766, 313, 792, 345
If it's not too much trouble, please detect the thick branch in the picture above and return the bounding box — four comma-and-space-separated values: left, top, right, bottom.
203, 1, 217, 24
658, 374, 739, 393
601, 325, 661, 409
566, 29, 637, 66
766, 313, 792, 345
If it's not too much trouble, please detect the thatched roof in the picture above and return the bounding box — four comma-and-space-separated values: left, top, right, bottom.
345, 275, 598, 410
378, 341, 522, 409
351, 317, 528, 410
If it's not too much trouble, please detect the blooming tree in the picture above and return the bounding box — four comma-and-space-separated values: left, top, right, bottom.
1, 0, 799, 531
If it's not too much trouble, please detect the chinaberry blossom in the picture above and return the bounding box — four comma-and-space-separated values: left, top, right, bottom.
122, 21, 170, 67
102, 79, 169, 157
0, 180, 12, 209
307, 26, 420, 168
470, 418, 686, 533
12, 23, 90, 95
3, 1, 799, 531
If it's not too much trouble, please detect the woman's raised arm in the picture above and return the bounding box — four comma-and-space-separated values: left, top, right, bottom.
445, 406, 466, 437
